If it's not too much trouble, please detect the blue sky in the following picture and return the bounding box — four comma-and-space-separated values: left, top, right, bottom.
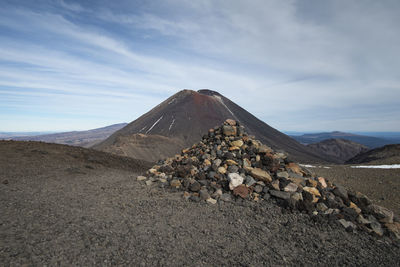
0, 0, 399, 132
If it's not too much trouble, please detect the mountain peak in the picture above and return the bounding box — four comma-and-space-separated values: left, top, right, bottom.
197, 89, 222, 96
95, 90, 326, 163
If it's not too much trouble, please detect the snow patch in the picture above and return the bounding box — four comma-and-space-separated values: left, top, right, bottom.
214, 95, 235, 117
351, 164, 400, 169
139, 126, 147, 132
300, 164, 331, 169
146, 116, 163, 134
169, 118, 175, 130
168, 98, 176, 105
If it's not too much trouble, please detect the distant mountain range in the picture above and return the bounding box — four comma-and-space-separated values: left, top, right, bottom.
2, 123, 127, 148
290, 131, 400, 148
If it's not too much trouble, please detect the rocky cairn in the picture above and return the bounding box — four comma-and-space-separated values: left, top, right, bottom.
138, 119, 400, 239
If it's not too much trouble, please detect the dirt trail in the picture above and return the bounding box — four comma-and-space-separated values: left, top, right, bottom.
1, 141, 399, 266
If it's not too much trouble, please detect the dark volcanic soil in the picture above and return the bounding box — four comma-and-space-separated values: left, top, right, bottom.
1, 141, 399, 266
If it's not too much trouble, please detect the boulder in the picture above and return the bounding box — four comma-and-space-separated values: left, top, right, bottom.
170, 179, 181, 188
385, 222, 400, 239
276, 171, 289, 179
270, 190, 291, 200
228, 173, 244, 190
222, 125, 237, 136
231, 140, 244, 147
233, 184, 249, 198
250, 168, 272, 183
137, 176, 147, 181
367, 204, 394, 224
283, 183, 298, 193
317, 177, 327, 188
189, 180, 201, 192
303, 186, 321, 197
225, 119, 236, 126
333, 185, 348, 200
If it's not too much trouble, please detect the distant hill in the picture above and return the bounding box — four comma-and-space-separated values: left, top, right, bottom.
94, 89, 327, 163
0, 131, 55, 138
307, 138, 369, 163
10, 123, 127, 147
291, 131, 396, 148
346, 144, 400, 165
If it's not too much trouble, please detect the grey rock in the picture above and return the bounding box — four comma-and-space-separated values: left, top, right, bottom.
316, 202, 328, 212
367, 204, 394, 223
207, 171, 216, 179
245, 176, 256, 187
269, 190, 291, 200
254, 185, 263, 193
199, 189, 210, 200
213, 159, 222, 167
357, 215, 371, 225
222, 125, 237, 136
338, 219, 356, 231
283, 183, 298, 193
220, 193, 233, 202
342, 207, 358, 221
277, 171, 289, 179
370, 221, 384, 236
288, 172, 304, 179
333, 185, 348, 200
227, 165, 239, 173
291, 192, 303, 202
189, 196, 201, 202
189, 180, 201, 192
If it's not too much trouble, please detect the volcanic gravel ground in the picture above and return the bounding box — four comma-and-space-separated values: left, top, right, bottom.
1, 141, 399, 266
313, 165, 400, 216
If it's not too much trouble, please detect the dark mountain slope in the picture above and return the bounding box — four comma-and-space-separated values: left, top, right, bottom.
346, 144, 400, 165
307, 138, 369, 163
94, 89, 326, 163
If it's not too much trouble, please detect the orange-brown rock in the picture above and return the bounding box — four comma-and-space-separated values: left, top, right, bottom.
233, 184, 249, 198
385, 222, 400, 239
286, 163, 302, 175
250, 168, 272, 183
226, 159, 238, 165
225, 119, 237, 126
306, 179, 318, 187
317, 177, 327, 188
303, 186, 321, 197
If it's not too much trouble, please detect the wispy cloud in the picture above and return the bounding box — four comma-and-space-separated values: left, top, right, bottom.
0, 0, 399, 131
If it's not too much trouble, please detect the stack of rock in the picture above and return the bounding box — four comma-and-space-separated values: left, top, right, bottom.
138, 119, 399, 239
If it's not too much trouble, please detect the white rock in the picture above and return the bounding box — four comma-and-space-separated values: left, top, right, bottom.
137, 176, 147, 181
206, 198, 217, 204
228, 173, 244, 190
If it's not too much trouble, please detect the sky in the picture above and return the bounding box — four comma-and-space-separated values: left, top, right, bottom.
0, 0, 399, 132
